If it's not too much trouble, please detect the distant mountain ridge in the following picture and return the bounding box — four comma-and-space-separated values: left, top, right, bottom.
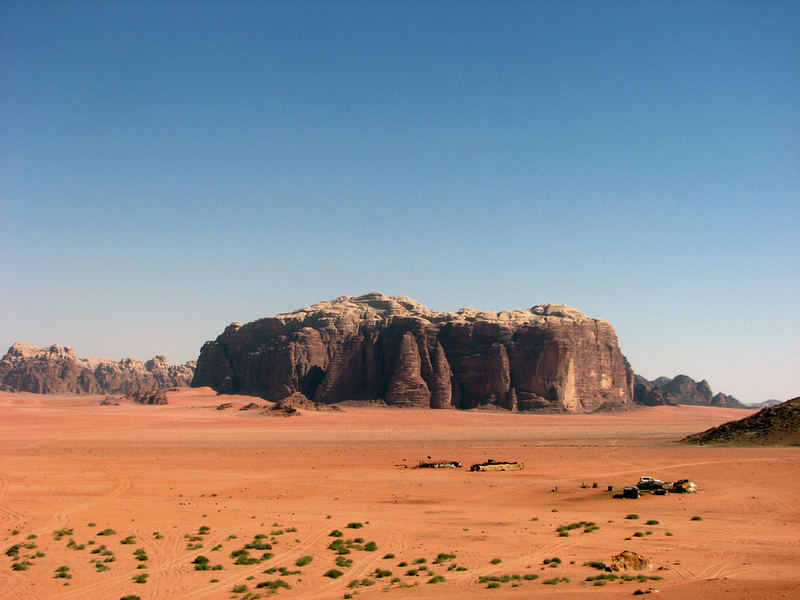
0, 342, 195, 395
681, 397, 800, 445
634, 374, 746, 408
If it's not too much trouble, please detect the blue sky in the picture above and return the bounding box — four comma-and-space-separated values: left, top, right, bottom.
2, 1, 798, 404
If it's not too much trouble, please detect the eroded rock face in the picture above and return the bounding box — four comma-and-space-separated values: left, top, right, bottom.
0, 343, 195, 395
192, 293, 634, 412
634, 374, 745, 408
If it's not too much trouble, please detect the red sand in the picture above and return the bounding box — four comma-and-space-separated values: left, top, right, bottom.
0, 388, 798, 599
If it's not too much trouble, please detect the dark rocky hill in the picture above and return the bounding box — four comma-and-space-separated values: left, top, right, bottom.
634, 374, 746, 408
0, 343, 195, 395
681, 397, 800, 445
192, 292, 634, 412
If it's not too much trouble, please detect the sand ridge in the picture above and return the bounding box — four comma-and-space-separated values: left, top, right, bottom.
0, 389, 798, 599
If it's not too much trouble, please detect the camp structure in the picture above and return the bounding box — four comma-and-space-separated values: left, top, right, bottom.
416, 460, 462, 469
469, 459, 523, 472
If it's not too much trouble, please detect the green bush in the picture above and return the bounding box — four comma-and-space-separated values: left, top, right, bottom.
295, 555, 313, 567
346, 522, 363, 529
97, 529, 116, 536
324, 569, 344, 579
646, 520, 659, 525
691, 516, 703, 521
428, 575, 446, 583
255, 579, 291, 590
625, 514, 639, 520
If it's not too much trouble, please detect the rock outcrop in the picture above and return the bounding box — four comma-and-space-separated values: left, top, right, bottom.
127, 389, 168, 405
681, 397, 800, 446
192, 292, 634, 412
634, 374, 746, 408
610, 550, 652, 572
0, 343, 195, 395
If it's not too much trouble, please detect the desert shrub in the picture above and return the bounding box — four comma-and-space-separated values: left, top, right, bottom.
255, 579, 291, 590
132, 573, 148, 584
364, 541, 377, 552
335, 556, 353, 567
633, 531, 645, 537
346, 522, 363, 529
397, 561, 408, 567
691, 516, 703, 521
428, 575, 446, 583
583, 561, 607, 570
231, 584, 247, 593
295, 555, 313, 567
329, 530, 343, 537
198, 526, 210, 535
666, 531, 674, 536
490, 558, 502, 564
120, 536, 136, 545
374, 568, 392, 578
383, 553, 395, 559
54, 565, 72, 579
133, 548, 148, 561
543, 576, 569, 585
413, 557, 427, 564
97, 529, 116, 536
543, 557, 561, 565
120, 596, 141, 600
646, 519, 659, 525
487, 581, 501, 588
625, 514, 639, 520
12, 561, 32, 571
523, 574, 539, 580
324, 569, 344, 579
434, 552, 456, 563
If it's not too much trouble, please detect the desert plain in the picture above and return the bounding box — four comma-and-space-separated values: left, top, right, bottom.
0, 388, 798, 600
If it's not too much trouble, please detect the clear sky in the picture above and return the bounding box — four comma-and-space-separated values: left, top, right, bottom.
2, 1, 798, 405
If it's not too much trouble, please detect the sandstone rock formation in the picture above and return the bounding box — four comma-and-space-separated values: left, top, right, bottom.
610, 550, 652, 572
0, 343, 196, 395
127, 389, 168, 405
634, 374, 745, 408
192, 292, 634, 412
681, 397, 800, 446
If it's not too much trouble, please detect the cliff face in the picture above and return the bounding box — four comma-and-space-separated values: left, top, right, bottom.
634, 374, 746, 408
192, 292, 634, 412
0, 343, 196, 395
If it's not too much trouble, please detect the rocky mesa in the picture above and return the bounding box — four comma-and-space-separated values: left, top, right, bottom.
0, 343, 196, 395
192, 292, 634, 412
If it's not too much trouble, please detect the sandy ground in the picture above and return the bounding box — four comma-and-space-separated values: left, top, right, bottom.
0, 388, 798, 600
